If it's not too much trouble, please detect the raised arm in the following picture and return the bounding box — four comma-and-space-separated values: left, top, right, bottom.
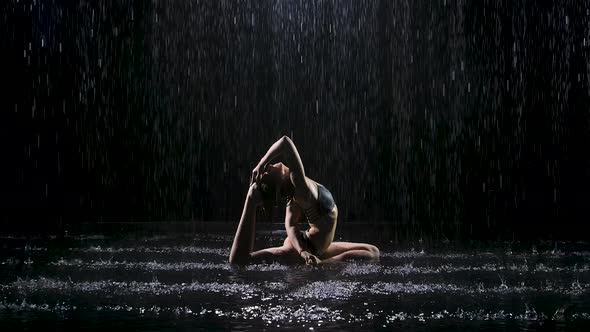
252, 136, 307, 189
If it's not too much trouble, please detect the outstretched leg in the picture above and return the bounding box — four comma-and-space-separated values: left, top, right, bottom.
229, 184, 259, 265
320, 242, 380, 264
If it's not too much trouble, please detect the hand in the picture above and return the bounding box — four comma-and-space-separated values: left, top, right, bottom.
300, 250, 320, 266
251, 163, 265, 185
247, 182, 263, 206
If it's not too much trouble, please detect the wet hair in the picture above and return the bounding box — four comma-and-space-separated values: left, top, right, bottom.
258, 164, 294, 218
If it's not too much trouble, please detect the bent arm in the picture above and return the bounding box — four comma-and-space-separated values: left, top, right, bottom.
285, 204, 306, 256
257, 136, 307, 188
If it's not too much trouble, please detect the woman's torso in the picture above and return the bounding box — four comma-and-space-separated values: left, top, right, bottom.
289, 178, 338, 255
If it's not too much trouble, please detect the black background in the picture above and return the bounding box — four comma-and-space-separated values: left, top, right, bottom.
0, 0, 589, 240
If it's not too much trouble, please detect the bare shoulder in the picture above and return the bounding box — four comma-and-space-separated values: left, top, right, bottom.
292, 177, 318, 202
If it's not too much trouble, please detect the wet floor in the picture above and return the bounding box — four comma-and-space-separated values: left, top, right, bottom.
1, 234, 589, 331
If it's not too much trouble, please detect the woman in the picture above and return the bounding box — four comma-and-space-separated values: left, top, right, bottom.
229, 135, 380, 265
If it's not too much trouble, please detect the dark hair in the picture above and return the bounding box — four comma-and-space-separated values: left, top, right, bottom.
258, 168, 294, 219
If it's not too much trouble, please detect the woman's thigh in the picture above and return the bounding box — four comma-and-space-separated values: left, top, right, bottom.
321, 241, 377, 259
249, 238, 301, 264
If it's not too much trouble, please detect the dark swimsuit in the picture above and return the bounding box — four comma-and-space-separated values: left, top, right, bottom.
288, 183, 336, 256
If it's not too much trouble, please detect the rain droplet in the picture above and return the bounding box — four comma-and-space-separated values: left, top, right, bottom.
513, 55, 517, 68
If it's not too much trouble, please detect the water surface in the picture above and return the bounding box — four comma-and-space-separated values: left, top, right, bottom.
1, 234, 589, 331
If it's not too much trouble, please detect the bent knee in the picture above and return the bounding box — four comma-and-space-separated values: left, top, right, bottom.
366, 244, 380, 259
283, 237, 291, 247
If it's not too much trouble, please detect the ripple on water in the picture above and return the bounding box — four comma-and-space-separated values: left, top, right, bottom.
49, 259, 291, 273
2, 300, 590, 325
3, 277, 262, 300
364, 280, 590, 297
340, 261, 590, 277
290, 281, 360, 300
2, 242, 590, 330
75, 246, 230, 256
239, 303, 345, 325
50, 259, 233, 271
